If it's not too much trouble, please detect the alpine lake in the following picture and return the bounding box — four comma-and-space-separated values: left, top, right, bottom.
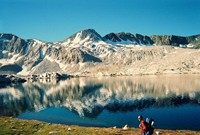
0, 74, 200, 131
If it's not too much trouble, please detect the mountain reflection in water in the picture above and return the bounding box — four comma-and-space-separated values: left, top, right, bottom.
0, 75, 200, 117
0, 74, 200, 118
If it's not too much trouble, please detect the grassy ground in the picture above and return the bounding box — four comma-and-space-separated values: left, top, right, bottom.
0, 117, 200, 135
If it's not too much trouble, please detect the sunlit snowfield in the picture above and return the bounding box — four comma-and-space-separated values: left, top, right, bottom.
0, 74, 200, 130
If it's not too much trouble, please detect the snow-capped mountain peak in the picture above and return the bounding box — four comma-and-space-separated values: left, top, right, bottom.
77, 29, 103, 41
62, 29, 103, 46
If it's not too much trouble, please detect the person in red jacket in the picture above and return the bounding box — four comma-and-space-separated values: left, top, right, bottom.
138, 115, 149, 135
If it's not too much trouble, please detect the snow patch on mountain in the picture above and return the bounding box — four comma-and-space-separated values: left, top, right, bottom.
0, 52, 21, 66
62, 33, 91, 46
32, 39, 46, 46
0, 38, 10, 42
39, 48, 45, 59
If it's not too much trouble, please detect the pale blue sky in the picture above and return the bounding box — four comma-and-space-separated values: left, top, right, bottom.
0, 0, 200, 42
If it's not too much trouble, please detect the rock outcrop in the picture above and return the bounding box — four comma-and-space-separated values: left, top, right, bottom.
104, 32, 154, 45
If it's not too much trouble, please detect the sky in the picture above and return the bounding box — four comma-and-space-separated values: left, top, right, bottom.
0, 0, 200, 42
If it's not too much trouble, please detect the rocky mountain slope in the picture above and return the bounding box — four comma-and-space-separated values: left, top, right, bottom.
0, 30, 200, 76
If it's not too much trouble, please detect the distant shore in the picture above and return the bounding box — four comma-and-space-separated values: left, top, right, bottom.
0, 116, 199, 135
1, 71, 200, 84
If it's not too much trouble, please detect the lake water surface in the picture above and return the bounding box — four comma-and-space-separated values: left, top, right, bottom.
0, 75, 200, 130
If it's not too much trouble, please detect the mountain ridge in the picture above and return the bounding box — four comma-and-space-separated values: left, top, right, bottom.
1, 30, 200, 47
0, 29, 200, 76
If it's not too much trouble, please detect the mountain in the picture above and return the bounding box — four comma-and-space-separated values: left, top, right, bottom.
104, 32, 153, 45
104, 32, 200, 47
62, 29, 103, 46
0, 29, 200, 76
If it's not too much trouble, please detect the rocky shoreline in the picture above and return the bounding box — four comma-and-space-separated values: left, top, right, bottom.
0, 75, 26, 83
0, 72, 71, 84
1, 70, 200, 84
